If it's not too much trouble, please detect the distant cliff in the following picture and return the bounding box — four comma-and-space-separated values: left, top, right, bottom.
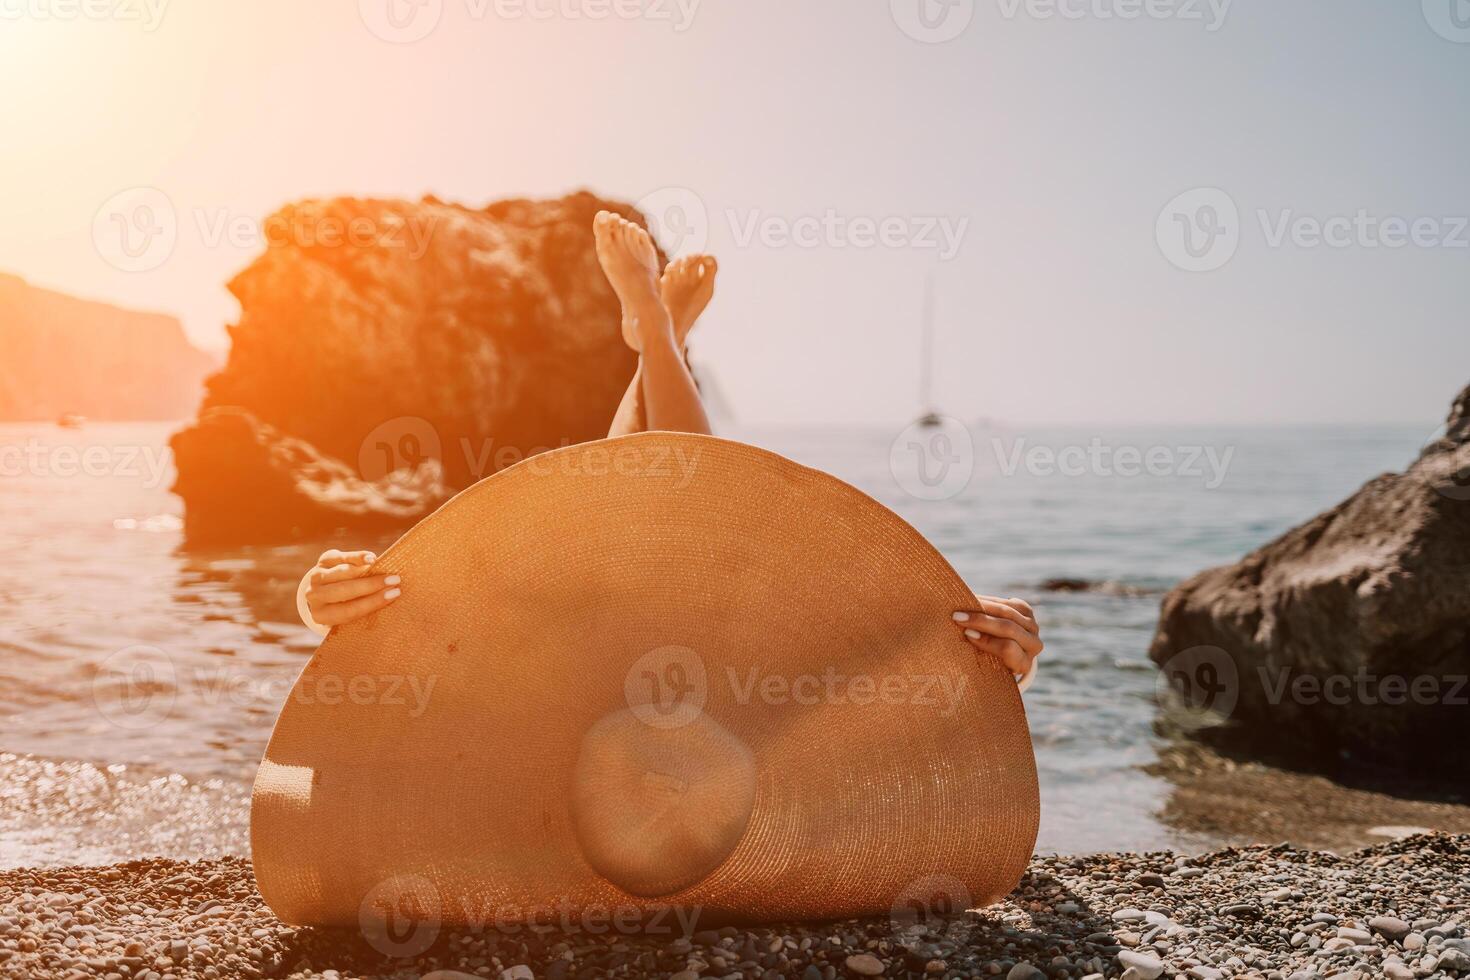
0, 274, 216, 420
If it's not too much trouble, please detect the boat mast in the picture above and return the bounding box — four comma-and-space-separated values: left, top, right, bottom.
919, 271, 936, 418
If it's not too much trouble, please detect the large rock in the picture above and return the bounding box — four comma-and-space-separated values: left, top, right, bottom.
0, 273, 215, 420
171, 191, 650, 542
1148, 383, 1470, 776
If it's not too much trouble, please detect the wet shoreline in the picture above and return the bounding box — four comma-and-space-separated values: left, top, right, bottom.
8, 746, 1470, 875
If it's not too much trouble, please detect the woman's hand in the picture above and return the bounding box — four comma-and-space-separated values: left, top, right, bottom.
951, 595, 1042, 687
298, 549, 400, 635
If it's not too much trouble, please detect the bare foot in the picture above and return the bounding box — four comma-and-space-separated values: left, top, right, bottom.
594, 211, 671, 352
660, 254, 718, 348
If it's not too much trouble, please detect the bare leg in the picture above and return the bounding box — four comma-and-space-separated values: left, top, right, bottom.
594, 212, 712, 436
607, 254, 718, 436
606, 363, 647, 437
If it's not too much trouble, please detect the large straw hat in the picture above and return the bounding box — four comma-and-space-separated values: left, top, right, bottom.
253, 432, 1038, 930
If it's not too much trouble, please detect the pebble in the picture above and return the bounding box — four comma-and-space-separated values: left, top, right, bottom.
1117, 949, 1165, 978
0, 836, 1465, 980
1370, 915, 1411, 941
1439, 948, 1470, 971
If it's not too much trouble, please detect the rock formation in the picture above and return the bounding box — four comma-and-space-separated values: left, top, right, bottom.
171, 192, 650, 543
1149, 383, 1470, 776
171, 407, 452, 544
0, 274, 215, 420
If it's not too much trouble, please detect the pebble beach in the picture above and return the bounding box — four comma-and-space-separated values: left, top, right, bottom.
3, 834, 1465, 980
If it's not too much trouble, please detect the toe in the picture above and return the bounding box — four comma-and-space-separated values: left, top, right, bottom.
627, 226, 655, 265
594, 212, 615, 245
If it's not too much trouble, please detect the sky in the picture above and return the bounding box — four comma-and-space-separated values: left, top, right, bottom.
1, 0, 1467, 427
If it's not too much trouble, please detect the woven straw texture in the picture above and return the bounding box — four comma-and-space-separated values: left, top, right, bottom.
252, 432, 1038, 927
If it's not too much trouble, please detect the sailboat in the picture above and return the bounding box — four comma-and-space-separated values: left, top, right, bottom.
915, 272, 942, 428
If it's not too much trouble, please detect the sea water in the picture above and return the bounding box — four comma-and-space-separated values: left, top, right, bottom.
0, 420, 1430, 862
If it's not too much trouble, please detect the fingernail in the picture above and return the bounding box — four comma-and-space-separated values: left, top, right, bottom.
364, 553, 377, 562
384, 588, 401, 601
385, 575, 401, 586
964, 628, 981, 639
952, 612, 971, 622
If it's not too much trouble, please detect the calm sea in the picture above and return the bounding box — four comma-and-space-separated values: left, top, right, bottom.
0, 420, 1431, 864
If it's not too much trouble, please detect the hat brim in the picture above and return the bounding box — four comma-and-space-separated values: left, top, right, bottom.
252, 432, 1038, 926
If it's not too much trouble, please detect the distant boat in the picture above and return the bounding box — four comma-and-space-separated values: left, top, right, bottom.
915, 272, 942, 427
57, 413, 86, 428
